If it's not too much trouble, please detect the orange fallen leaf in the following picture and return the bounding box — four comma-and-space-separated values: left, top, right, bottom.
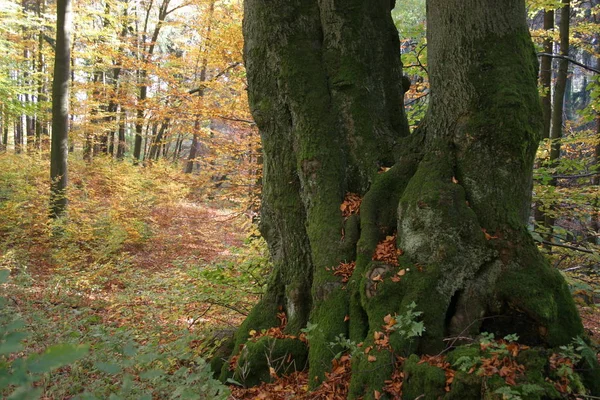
368, 355, 377, 362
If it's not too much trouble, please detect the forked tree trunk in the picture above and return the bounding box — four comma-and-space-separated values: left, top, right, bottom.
222, 1, 586, 396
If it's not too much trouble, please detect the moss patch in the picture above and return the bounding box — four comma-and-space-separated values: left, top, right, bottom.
403, 354, 447, 399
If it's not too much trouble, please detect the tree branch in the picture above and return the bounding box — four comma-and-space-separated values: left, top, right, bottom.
43, 34, 56, 50
553, 172, 600, 179
404, 92, 429, 106
217, 115, 255, 125
537, 52, 600, 74
541, 240, 595, 254
188, 62, 242, 95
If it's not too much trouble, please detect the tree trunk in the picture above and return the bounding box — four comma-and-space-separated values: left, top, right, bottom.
220, 0, 587, 397
0, 105, 6, 152
541, 10, 554, 141
35, 0, 48, 152
592, 24, 600, 244
149, 118, 169, 160
185, 120, 201, 174
545, 0, 570, 244
132, 0, 171, 163
3, 108, 9, 152
534, 9, 554, 238
117, 105, 127, 159
50, 0, 71, 219
14, 117, 22, 154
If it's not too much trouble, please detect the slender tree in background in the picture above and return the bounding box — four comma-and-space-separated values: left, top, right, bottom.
540, 8, 555, 147
50, 0, 72, 218
220, 0, 593, 395
133, 0, 172, 163
545, 0, 571, 243
534, 7, 555, 240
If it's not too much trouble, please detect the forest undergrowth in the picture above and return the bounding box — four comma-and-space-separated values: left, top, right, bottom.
0, 152, 599, 399
0, 153, 268, 399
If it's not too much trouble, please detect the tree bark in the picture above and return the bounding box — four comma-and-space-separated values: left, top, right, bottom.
14, 116, 22, 154
149, 118, 169, 160
50, 0, 71, 219
545, 0, 570, 244
0, 105, 6, 152
117, 105, 127, 159
541, 9, 554, 141
592, 16, 600, 244
185, 119, 201, 174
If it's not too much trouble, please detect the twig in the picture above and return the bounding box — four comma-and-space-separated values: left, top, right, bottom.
188, 62, 242, 95
537, 52, 600, 74
415, 44, 429, 75
541, 240, 595, 254
217, 115, 256, 125
404, 92, 430, 106
553, 172, 600, 179
562, 265, 586, 272
205, 299, 249, 316
187, 304, 212, 330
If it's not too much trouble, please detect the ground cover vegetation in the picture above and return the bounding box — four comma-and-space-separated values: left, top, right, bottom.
0, 0, 599, 398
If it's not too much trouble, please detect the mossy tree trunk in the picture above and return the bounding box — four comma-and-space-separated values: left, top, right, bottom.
221, 0, 585, 397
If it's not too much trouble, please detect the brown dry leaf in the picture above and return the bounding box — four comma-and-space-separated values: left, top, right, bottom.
452, 176, 458, 184
397, 269, 406, 276
391, 276, 401, 283
344, 315, 350, 322
374, 389, 382, 399
372, 234, 400, 266
368, 355, 377, 362
481, 228, 499, 240
333, 261, 356, 283
269, 367, 278, 379
340, 193, 362, 218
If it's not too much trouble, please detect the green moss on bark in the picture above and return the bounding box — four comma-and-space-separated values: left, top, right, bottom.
403, 354, 447, 399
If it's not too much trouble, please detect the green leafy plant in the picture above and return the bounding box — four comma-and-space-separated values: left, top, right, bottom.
0, 269, 88, 399
328, 334, 362, 360
391, 302, 426, 340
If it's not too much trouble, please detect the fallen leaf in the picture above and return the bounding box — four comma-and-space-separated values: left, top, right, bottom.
368, 355, 377, 362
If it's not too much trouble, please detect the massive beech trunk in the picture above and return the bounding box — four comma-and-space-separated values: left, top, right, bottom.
220, 0, 587, 396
